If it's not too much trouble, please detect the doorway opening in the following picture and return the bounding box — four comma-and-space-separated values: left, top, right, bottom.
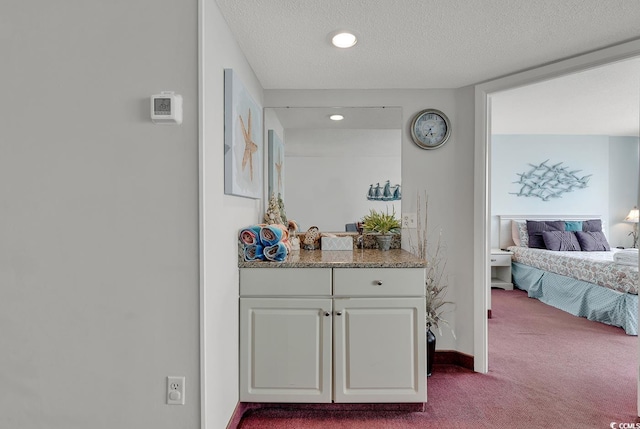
474, 40, 640, 381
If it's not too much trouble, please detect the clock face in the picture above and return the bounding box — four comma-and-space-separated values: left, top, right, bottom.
410, 109, 451, 149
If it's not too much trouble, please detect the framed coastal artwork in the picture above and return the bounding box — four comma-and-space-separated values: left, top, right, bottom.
267, 130, 285, 200
224, 68, 263, 199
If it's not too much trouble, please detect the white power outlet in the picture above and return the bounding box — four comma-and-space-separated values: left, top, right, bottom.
167, 376, 185, 405
402, 213, 417, 228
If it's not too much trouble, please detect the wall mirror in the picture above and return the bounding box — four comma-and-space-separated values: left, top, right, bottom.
264, 106, 402, 232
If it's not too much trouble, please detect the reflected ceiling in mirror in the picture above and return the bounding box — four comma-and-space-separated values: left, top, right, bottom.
272, 106, 401, 129
265, 107, 402, 233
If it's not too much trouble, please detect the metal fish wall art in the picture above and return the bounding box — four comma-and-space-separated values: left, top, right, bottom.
511, 160, 591, 201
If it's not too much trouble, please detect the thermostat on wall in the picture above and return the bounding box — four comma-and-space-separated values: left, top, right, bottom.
151, 91, 183, 124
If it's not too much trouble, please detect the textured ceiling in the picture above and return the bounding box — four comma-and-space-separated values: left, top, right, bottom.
270, 106, 401, 129
492, 57, 640, 136
216, 0, 640, 135
215, 0, 640, 89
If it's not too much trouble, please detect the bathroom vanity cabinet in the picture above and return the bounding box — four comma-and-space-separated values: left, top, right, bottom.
238, 249, 427, 404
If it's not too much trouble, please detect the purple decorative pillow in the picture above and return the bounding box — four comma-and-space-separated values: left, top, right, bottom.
542, 231, 581, 251
527, 220, 565, 249
575, 231, 610, 251
582, 219, 602, 232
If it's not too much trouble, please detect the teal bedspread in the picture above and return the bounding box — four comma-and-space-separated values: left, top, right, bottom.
512, 262, 638, 335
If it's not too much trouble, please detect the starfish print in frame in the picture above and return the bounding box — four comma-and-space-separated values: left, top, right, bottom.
239, 109, 258, 181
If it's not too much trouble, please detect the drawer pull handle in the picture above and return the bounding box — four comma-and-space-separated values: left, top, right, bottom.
375, 280, 383, 286
324, 312, 331, 317
490, 259, 497, 262
336, 311, 343, 316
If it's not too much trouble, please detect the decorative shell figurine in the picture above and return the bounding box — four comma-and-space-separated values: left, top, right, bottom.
264, 194, 284, 225
277, 193, 288, 225
302, 226, 320, 250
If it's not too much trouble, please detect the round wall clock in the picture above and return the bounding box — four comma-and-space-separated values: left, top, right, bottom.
410, 109, 451, 150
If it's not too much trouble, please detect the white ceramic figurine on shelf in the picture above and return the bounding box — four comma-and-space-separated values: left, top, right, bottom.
288, 220, 300, 251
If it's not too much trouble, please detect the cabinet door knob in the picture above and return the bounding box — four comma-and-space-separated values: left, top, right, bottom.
324, 311, 331, 317
375, 280, 383, 286
336, 311, 343, 316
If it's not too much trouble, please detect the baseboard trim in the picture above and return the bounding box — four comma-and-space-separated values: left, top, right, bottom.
227, 402, 425, 428
227, 402, 261, 429
433, 350, 475, 370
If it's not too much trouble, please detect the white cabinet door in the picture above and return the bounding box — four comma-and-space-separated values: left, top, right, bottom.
333, 297, 426, 403
240, 297, 333, 402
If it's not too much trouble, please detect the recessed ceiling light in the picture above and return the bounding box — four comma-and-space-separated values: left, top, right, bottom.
331, 32, 357, 48
330, 114, 344, 121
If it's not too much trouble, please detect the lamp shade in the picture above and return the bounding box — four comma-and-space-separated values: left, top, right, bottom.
624, 206, 639, 223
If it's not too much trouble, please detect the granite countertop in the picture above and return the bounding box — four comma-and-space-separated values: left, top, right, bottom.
239, 248, 426, 268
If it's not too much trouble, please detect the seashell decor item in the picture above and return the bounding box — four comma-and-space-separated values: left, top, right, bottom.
264, 194, 284, 225
302, 226, 320, 250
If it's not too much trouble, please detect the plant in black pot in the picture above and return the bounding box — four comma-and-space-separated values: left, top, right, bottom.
361, 208, 401, 251
408, 192, 455, 377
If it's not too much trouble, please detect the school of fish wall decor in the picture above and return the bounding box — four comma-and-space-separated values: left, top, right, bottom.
511, 160, 591, 201
368, 180, 401, 201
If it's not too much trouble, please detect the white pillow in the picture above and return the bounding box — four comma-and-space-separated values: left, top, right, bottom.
511, 220, 528, 247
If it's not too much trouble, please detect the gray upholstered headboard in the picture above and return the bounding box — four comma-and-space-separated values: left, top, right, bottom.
498, 214, 602, 249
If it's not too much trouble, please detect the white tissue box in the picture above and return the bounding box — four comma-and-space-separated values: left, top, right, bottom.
321, 236, 353, 251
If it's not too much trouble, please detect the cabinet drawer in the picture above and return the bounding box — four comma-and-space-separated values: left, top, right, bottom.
333, 268, 425, 297
490, 254, 511, 267
240, 268, 332, 296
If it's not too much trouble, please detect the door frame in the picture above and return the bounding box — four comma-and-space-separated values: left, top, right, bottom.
473, 38, 640, 387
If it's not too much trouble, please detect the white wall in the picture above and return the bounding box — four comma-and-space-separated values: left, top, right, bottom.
490, 134, 639, 247
264, 108, 285, 204
609, 136, 640, 247
2, 2, 200, 428
284, 128, 401, 231
265, 89, 476, 354
201, 2, 264, 428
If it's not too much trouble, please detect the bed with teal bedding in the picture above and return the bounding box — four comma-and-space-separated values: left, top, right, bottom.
511, 258, 638, 335
498, 215, 638, 335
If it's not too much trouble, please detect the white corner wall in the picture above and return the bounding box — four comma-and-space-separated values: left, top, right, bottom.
2, 2, 200, 428
200, 1, 264, 428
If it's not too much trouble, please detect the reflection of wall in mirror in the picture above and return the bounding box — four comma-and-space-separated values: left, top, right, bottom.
284, 128, 401, 232
267, 130, 285, 200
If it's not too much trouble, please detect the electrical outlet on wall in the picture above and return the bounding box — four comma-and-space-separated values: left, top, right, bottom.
402, 213, 417, 228
167, 376, 185, 405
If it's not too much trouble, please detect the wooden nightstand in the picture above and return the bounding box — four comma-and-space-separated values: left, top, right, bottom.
490, 249, 513, 290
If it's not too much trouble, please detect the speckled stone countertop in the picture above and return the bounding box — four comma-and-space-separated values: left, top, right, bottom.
239, 249, 426, 268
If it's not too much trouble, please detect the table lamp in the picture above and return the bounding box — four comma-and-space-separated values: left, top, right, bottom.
624, 206, 639, 248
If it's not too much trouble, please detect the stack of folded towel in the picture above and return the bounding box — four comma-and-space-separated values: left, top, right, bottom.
614, 248, 639, 267
239, 224, 291, 262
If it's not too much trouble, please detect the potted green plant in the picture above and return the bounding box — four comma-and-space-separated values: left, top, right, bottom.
408, 192, 455, 376
361, 208, 401, 251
